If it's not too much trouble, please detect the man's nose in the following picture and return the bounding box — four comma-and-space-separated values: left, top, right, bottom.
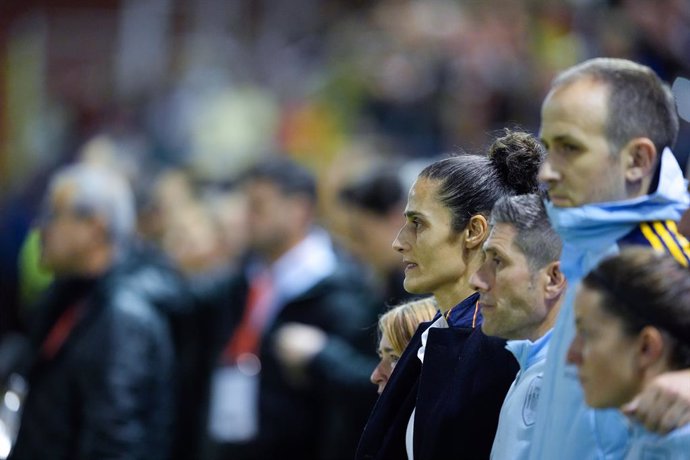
538, 160, 561, 184
469, 264, 490, 293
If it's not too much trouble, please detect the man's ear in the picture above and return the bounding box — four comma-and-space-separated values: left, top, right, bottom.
624, 138, 656, 183
543, 261, 567, 301
464, 214, 489, 249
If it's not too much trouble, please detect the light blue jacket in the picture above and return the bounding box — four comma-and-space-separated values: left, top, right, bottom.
491, 330, 551, 460
527, 148, 690, 460
625, 422, 690, 459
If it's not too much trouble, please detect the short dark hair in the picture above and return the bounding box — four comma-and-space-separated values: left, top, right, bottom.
552, 58, 678, 156
243, 155, 317, 204
582, 247, 690, 370
490, 194, 562, 271
339, 168, 404, 215
420, 129, 544, 232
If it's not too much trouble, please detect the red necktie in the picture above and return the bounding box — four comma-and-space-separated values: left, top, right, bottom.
222, 271, 274, 364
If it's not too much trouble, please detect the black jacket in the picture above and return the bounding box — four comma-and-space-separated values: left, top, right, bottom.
194, 249, 378, 460
356, 293, 519, 460
9, 253, 177, 460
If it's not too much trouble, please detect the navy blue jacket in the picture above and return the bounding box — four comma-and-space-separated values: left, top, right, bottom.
356, 293, 519, 460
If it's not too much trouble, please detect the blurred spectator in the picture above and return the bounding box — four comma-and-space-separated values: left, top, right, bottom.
370, 296, 438, 395
338, 165, 415, 306
191, 155, 376, 460
6, 164, 176, 460
271, 164, 426, 450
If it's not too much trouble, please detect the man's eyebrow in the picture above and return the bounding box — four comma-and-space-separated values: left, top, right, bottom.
552, 134, 579, 144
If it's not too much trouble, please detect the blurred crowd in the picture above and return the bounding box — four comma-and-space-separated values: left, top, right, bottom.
1, 0, 689, 334
0, 0, 689, 459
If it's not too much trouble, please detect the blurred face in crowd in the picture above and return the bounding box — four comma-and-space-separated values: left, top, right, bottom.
393, 178, 467, 302
370, 334, 399, 395
470, 223, 552, 341
39, 182, 104, 275
346, 206, 405, 276
245, 179, 310, 260
539, 77, 627, 207
567, 286, 642, 408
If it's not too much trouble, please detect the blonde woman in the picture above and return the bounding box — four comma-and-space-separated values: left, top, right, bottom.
371, 297, 438, 394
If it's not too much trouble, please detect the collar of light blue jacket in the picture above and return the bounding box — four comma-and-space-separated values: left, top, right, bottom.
545, 148, 689, 278
505, 329, 552, 372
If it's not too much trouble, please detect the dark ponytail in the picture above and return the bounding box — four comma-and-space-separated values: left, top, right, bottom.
419, 129, 544, 232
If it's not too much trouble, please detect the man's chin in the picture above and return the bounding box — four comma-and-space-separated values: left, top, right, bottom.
547, 195, 575, 207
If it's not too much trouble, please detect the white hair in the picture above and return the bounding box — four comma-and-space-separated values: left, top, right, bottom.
48, 163, 136, 247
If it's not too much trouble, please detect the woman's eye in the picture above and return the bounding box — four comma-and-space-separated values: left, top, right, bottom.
561, 143, 580, 153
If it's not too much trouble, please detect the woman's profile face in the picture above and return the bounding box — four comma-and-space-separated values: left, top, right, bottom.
567, 286, 641, 409
370, 335, 399, 395
392, 177, 468, 298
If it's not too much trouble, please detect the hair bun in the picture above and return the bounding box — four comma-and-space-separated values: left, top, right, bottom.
488, 130, 545, 195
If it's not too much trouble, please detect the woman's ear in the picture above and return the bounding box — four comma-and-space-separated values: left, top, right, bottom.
464, 215, 489, 249
636, 326, 666, 370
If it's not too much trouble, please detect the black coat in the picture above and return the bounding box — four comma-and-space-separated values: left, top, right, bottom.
194, 251, 379, 460
9, 254, 177, 460
356, 294, 519, 460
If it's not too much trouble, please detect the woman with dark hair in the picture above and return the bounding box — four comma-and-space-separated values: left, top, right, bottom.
568, 247, 690, 458
356, 129, 545, 460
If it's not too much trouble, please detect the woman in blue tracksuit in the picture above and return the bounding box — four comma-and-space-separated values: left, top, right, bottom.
568, 247, 690, 459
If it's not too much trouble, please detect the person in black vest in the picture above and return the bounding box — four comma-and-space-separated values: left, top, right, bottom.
356, 129, 544, 460
8, 164, 176, 460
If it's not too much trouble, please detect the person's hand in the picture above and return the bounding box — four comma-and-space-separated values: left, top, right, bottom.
622, 369, 690, 434
273, 323, 327, 369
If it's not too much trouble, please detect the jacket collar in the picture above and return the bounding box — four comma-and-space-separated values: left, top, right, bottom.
446, 291, 481, 328
545, 148, 689, 279
546, 148, 689, 249
506, 329, 552, 372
